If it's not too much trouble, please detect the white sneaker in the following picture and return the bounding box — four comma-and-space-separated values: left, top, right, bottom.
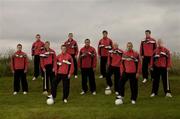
166, 93, 172, 98
32, 77, 36, 81
63, 99, 68, 103
92, 92, 96, 95
23, 91, 27, 95
13, 92, 17, 95
116, 95, 123, 99
150, 93, 155, 97
142, 79, 147, 83
99, 75, 103, 79
47, 95, 53, 98
115, 92, 119, 95
43, 91, 48, 95
131, 100, 136, 104
74, 75, 78, 79
80, 91, 85, 95
105, 86, 111, 90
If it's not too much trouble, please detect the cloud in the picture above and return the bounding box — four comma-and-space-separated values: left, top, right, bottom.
0, 0, 180, 55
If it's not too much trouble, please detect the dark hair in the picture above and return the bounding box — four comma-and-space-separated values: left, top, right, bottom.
102, 30, 108, 34
45, 41, 50, 44
145, 30, 151, 34
61, 44, 66, 48
85, 39, 90, 42
17, 44, 22, 47
36, 34, 41, 37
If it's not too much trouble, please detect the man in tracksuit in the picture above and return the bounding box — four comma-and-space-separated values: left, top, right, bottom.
140, 30, 157, 83
117, 42, 141, 104
31, 34, 45, 80
150, 39, 172, 98
40, 41, 56, 95
11, 44, 28, 95
48, 45, 74, 103
78, 39, 97, 95
64, 33, 78, 79
105, 42, 123, 95
98, 30, 113, 79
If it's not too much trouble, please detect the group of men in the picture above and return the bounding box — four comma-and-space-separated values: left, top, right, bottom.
10, 30, 172, 105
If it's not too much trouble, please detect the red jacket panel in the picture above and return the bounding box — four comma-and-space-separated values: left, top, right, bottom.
64, 39, 78, 56
56, 53, 74, 75
98, 37, 113, 57
31, 40, 45, 56
108, 48, 124, 67
11, 51, 28, 71
122, 50, 141, 74
78, 46, 97, 69
140, 37, 157, 57
150, 47, 171, 68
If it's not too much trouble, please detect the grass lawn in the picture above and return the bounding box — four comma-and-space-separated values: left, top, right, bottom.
0, 75, 180, 119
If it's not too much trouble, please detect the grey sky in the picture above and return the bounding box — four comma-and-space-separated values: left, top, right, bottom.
0, 0, 180, 55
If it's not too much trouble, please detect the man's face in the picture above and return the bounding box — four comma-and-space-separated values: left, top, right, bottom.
61, 46, 67, 53
145, 32, 150, 37
113, 43, 118, 49
45, 42, 50, 49
157, 40, 163, 47
103, 32, 108, 37
36, 35, 40, 40
85, 40, 90, 47
127, 43, 133, 51
68, 33, 73, 39
17, 45, 22, 51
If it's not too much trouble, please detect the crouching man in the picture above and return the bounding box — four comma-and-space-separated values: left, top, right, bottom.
116, 42, 141, 105
48, 45, 74, 103
11, 44, 28, 95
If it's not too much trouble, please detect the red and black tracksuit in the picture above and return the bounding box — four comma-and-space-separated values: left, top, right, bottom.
40, 48, 56, 92
98, 37, 113, 77
106, 48, 123, 92
150, 46, 171, 95
78, 46, 97, 93
51, 52, 74, 100
11, 51, 28, 92
64, 39, 78, 76
140, 37, 156, 80
119, 50, 141, 101
31, 39, 45, 78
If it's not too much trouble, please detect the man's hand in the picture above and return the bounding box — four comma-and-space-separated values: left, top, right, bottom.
12, 70, 15, 74
24, 70, 27, 73
136, 73, 139, 79
43, 68, 46, 72
68, 74, 71, 79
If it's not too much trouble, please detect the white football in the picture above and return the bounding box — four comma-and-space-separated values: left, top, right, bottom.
105, 89, 112, 95
115, 99, 123, 105
46, 98, 54, 105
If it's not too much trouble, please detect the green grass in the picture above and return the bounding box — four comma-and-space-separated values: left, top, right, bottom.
0, 75, 180, 119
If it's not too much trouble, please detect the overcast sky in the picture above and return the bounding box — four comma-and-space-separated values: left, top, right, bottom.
0, 0, 180, 56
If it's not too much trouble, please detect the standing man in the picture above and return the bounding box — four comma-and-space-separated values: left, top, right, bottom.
140, 30, 157, 83
117, 42, 141, 104
78, 39, 97, 95
105, 42, 124, 95
64, 33, 78, 79
48, 45, 74, 103
31, 34, 45, 80
11, 44, 28, 95
40, 41, 56, 95
98, 30, 113, 79
150, 39, 172, 98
